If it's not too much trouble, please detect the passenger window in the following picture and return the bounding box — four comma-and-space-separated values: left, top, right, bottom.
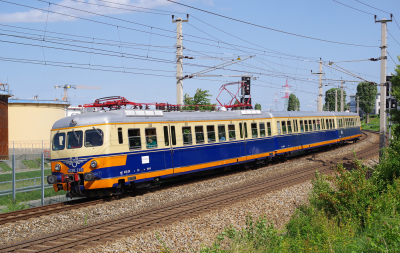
163, 126, 169, 146
195, 126, 205, 144
287, 121, 292, 133
326, 119, 330, 129
207, 125, 216, 142
118, 128, 123, 144
67, 130, 83, 149
128, 129, 141, 150
308, 120, 313, 131
145, 128, 157, 148
182, 127, 192, 145
85, 129, 103, 147
282, 121, 287, 134
52, 132, 65, 151
277, 121, 282, 135
228, 125, 236, 140
251, 123, 258, 138
171, 126, 177, 145
267, 122, 272, 136
316, 120, 321, 130
329, 119, 333, 128
313, 120, 316, 131
239, 123, 243, 138
218, 125, 226, 141
300, 120, 304, 132
304, 120, 309, 132
259, 123, 266, 137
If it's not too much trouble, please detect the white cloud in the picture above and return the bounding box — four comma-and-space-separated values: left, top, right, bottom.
0, 0, 175, 23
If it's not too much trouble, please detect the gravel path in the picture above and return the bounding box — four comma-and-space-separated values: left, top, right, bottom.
80, 181, 312, 253
0, 134, 377, 247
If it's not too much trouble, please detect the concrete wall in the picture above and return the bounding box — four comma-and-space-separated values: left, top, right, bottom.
8, 102, 67, 142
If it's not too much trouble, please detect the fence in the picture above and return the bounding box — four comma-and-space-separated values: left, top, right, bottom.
0, 141, 69, 209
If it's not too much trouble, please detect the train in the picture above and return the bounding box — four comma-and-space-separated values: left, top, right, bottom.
47, 107, 362, 197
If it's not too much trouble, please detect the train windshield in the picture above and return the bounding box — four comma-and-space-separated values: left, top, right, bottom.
52, 132, 65, 151
67, 130, 83, 149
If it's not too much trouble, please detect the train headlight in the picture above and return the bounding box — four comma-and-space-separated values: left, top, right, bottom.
55, 164, 61, 171
90, 160, 98, 168
47, 175, 57, 184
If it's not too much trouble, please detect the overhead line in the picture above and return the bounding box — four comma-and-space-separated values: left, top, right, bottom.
166, 0, 378, 47
331, 0, 375, 16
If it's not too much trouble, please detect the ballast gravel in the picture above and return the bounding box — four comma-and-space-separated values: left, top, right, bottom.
0, 133, 378, 247
80, 181, 312, 253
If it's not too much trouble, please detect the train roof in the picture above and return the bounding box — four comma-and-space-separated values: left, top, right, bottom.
52, 109, 359, 130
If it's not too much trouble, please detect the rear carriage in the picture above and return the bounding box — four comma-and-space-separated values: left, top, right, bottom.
47, 109, 361, 197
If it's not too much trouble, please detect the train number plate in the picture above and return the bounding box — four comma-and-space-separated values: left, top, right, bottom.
68, 168, 83, 173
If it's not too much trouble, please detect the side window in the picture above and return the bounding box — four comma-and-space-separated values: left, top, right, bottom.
304, 120, 309, 132
171, 126, 177, 145
145, 128, 157, 148
308, 120, 313, 131
300, 120, 304, 132
244, 122, 248, 138
128, 129, 141, 150
251, 123, 258, 138
118, 128, 123, 144
287, 121, 292, 133
163, 126, 169, 146
239, 123, 243, 138
259, 123, 266, 137
228, 124, 236, 140
52, 132, 65, 151
195, 126, 205, 144
293, 120, 298, 132
326, 119, 330, 129
218, 125, 226, 141
316, 119, 321, 130
329, 119, 333, 128
277, 121, 282, 135
67, 130, 83, 149
267, 122, 272, 136
207, 125, 216, 142
313, 120, 316, 131
85, 129, 104, 147
182, 126, 192, 145
282, 121, 287, 134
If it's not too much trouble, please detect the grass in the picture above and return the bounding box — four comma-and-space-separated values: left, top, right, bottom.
0, 169, 52, 182
21, 159, 50, 169
0, 162, 11, 172
361, 114, 380, 131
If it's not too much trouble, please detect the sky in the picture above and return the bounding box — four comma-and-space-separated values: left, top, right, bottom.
0, 0, 399, 111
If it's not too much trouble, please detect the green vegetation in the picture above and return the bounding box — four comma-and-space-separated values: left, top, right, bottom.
288, 93, 300, 111
0, 169, 52, 182
21, 158, 50, 169
194, 138, 400, 252
254, 103, 262, 110
0, 188, 65, 210
324, 88, 349, 112
361, 114, 380, 131
0, 162, 11, 172
389, 55, 400, 138
183, 88, 216, 110
357, 82, 378, 124
1, 198, 29, 213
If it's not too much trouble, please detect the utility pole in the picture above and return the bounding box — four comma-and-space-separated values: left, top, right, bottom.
341, 80, 344, 112
173, 15, 189, 106
375, 15, 392, 158
357, 96, 359, 115
335, 90, 337, 112
311, 59, 324, 111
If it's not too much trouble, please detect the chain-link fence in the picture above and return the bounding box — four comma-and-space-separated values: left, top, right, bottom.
0, 141, 70, 210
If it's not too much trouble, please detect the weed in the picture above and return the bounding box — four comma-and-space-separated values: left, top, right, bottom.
155, 231, 172, 253
84, 213, 88, 226
1, 198, 29, 213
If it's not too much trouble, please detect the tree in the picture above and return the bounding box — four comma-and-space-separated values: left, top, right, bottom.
254, 103, 262, 110
324, 88, 348, 112
356, 82, 377, 123
287, 93, 300, 111
390, 55, 400, 137
183, 88, 215, 110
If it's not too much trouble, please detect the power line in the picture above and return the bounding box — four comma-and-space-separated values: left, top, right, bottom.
387, 52, 398, 65
354, 0, 391, 14
331, 0, 375, 16
166, 0, 378, 47
388, 31, 400, 46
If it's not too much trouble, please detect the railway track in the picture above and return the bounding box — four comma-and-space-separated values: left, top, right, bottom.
0, 130, 379, 252
0, 131, 370, 226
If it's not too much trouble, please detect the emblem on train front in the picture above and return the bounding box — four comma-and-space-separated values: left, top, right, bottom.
64, 157, 87, 168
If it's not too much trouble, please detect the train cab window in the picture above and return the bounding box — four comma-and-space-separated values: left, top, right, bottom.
287, 121, 292, 133
207, 125, 216, 142
145, 128, 157, 148
259, 123, 266, 137
163, 126, 169, 146
182, 127, 192, 145
195, 126, 205, 144
251, 123, 258, 138
128, 129, 141, 150
228, 125, 236, 140
277, 121, 282, 135
267, 122, 272, 136
304, 120, 309, 132
52, 132, 65, 151
300, 120, 304, 132
313, 120, 317, 131
67, 130, 83, 149
308, 120, 313, 131
118, 128, 123, 144
316, 120, 321, 130
85, 129, 104, 147
218, 125, 226, 141
282, 121, 287, 134
171, 126, 177, 145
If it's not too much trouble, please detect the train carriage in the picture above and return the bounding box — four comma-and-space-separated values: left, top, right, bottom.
47, 109, 362, 197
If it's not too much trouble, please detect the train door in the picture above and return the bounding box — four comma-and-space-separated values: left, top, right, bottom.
163, 124, 177, 174
239, 121, 247, 160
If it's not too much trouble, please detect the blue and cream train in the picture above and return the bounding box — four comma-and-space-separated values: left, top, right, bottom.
47, 109, 362, 197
